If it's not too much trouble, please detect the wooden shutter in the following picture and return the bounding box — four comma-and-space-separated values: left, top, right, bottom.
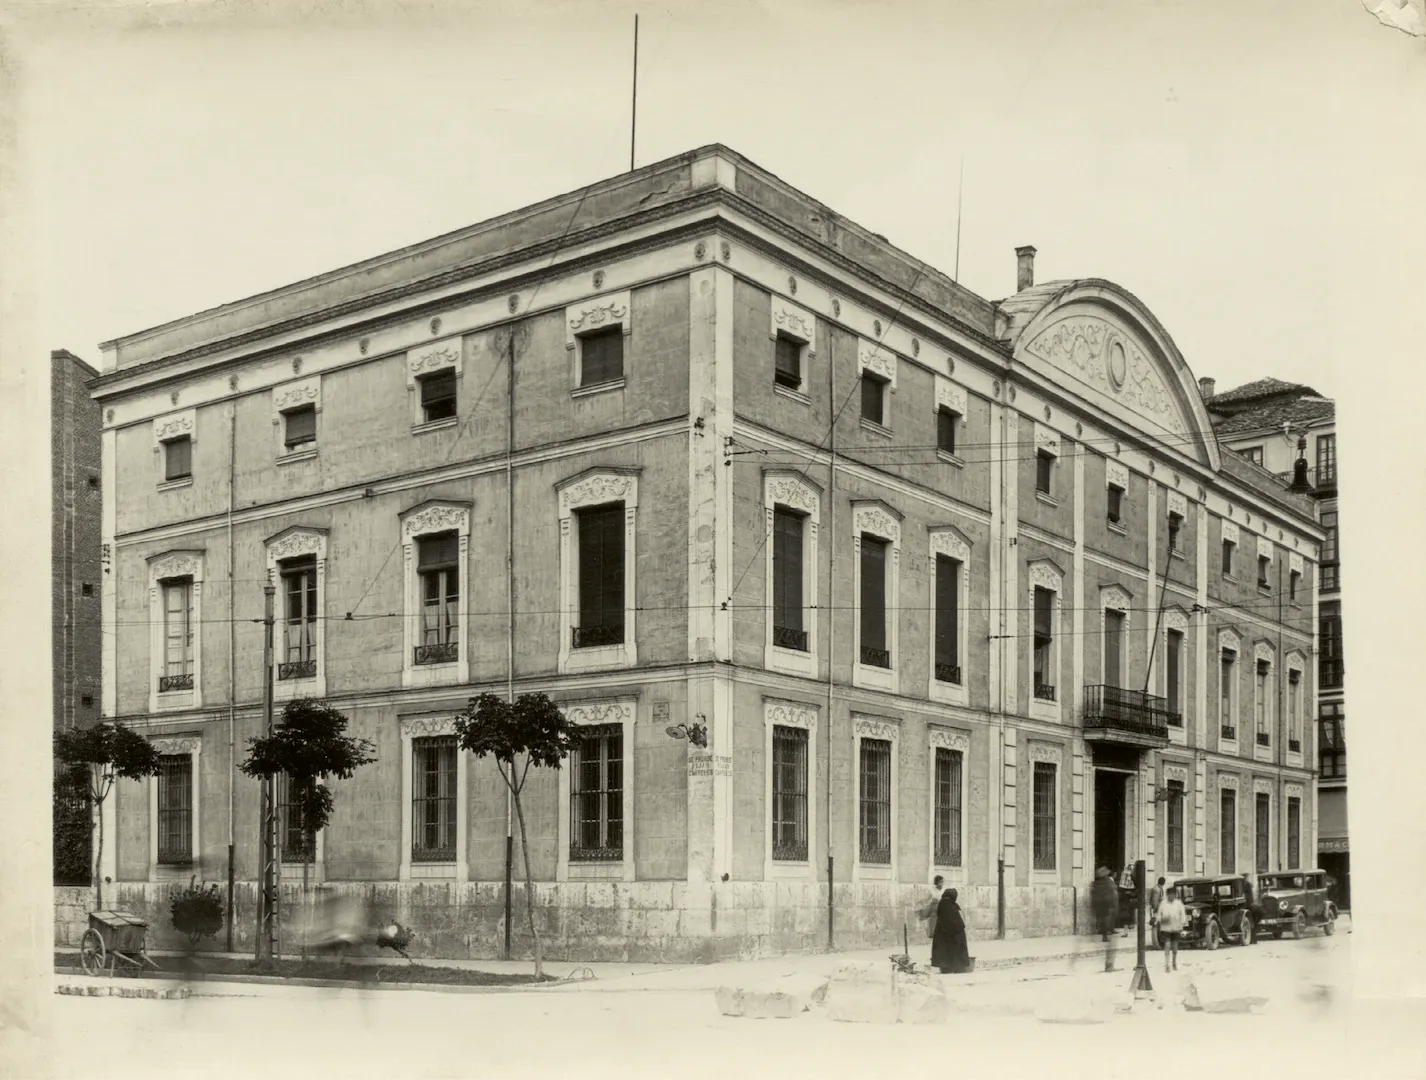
859, 536, 887, 653
772, 509, 804, 634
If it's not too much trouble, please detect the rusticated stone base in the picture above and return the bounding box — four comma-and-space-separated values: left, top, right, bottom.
54, 879, 1078, 964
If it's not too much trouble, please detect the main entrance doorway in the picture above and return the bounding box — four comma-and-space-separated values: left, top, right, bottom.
1093, 769, 1128, 874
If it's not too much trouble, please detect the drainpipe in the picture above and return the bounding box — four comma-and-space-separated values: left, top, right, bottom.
504, 326, 517, 960
825, 332, 836, 951
226, 396, 237, 951
995, 396, 1009, 940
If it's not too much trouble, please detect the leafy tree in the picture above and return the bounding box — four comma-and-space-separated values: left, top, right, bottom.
239, 699, 376, 956
454, 692, 577, 979
54, 722, 162, 910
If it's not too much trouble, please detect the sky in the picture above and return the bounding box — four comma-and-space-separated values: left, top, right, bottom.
9, 0, 1424, 401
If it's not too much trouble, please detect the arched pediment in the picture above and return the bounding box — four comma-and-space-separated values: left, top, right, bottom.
1002, 280, 1221, 471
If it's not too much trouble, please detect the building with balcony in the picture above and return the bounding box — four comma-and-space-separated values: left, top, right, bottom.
86, 145, 1323, 961
1205, 376, 1346, 907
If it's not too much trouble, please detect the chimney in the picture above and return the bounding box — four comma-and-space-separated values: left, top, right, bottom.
1199, 376, 1216, 401
1288, 434, 1314, 494
1015, 246, 1036, 292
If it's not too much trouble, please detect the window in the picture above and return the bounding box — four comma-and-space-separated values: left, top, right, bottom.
774, 333, 802, 391
1033, 586, 1055, 700
1319, 602, 1343, 689
279, 557, 317, 680
1167, 510, 1185, 549
1320, 510, 1339, 591
861, 372, 888, 427
163, 436, 192, 482
160, 580, 194, 691
1241, 445, 1264, 466
418, 369, 457, 423
1316, 434, 1336, 485
1287, 797, 1301, 871
1289, 569, 1301, 601
1288, 670, 1302, 752
772, 509, 807, 652
934, 555, 961, 684
570, 724, 623, 861
1254, 658, 1271, 746
936, 407, 959, 456
1257, 555, 1271, 589
858, 738, 892, 864
411, 736, 457, 862
580, 326, 625, 387
1319, 703, 1346, 779
1220, 788, 1237, 873
156, 754, 193, 865
283, 404, 316, 449
1035, 450, 1055, 496
575, 504, 626, 648
1103, 609, 1125, 689
1032, 762, 1057, 871
1166, 629, 1184, 724
1255, 792, 1271, 874
771, 726, 809, 861
1220, 648, 1237, 739
81, 583, 93, 597
81, 695, 93, 707
1221, 538, 1235, 577
933, 747, 963, 867
1106, 483, 1124, 525
279, 774, 316, 864
859, 535, 890, 668
87, 475, 99, 490
1166, 779, 1186, 874
415, 533, 459, 664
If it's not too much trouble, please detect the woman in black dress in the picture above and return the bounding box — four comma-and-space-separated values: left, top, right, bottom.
931, 887, 971, 974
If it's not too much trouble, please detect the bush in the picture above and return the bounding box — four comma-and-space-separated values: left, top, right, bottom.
53, 764, 92, 886
170, 877, 224, 948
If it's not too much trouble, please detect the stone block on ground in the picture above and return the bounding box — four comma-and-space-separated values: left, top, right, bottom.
1032, 983, 1114, 1025
894, 970, 950, 1025
824, 961, 896, 1024
1182, 974, 1270, 1014
714, 986, 809, 1019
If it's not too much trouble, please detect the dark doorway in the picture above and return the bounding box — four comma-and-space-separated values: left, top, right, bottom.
1093, 769, 1127, 876
1321, 851, 1351, 911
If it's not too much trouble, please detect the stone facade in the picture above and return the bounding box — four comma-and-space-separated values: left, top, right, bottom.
85, 145, 1322, 960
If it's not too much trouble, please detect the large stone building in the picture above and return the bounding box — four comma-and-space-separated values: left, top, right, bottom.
1204, 377, 1346, 908
85, 145, 1323, 961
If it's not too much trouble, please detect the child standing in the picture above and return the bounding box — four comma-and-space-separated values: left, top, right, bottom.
1157, 884, 1188, 973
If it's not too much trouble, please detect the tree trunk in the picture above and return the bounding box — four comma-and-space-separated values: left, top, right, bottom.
92, 766, 107, 911
510, 787, 542, 979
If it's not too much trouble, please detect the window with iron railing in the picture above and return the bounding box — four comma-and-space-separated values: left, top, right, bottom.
771, 726, 809, 861
1287, 797, 1301, 871
1033, 586, 1055, 700
772, 508, 807, 652
1220, 789, 1236, 873
574, 504, 625, 649
1032, 762, 1057, 871
1255, 658, 1271, 746
934, 554, 961, 684
1219, 648, 1237, 739
416, 532, 459, 664
571, 724, 623, 861
934, 747, 963, 868
859, 535, 890, 668
1255, 793, 1271, 875
411, 736, 457, 862
280, 556, 317, 680
160, 579, 194, 692
1165, 629, 1184, 725
279, 774, 316, 863
156, 754, 192, 865
858, 738, 892, 864
1166, 779, 1186, 873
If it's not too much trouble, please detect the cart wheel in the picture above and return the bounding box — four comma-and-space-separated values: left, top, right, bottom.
79, 929, 105, 976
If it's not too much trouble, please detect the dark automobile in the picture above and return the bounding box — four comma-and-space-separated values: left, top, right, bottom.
1174, 874, 1257, 949
1256, 870, 1339, 939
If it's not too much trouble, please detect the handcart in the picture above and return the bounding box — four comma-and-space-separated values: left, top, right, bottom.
79, 910, 160, 977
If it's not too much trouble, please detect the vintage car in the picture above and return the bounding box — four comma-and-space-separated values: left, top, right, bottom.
1255, 870, 1339, 939
1174, 874, 1257, 949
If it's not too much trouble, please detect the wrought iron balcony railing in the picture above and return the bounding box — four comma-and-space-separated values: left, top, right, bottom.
1034, 682, 1057, 702
860, 645, 891, 669
413, 641, 458, 666
1221, 725, 1237, 741
772, 838, 808, 862
278, 659, 317, 681
1082, 684, 1172, 741
773, 625, 809, 652
572, 623, 624, 648
1288, 738, 1302, 753
158, 673, 193, 693
1256, 732, 1271, 747
935, 662, 963, 685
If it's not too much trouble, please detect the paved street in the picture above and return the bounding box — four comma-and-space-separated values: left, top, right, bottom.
24, 923, 1422, 1080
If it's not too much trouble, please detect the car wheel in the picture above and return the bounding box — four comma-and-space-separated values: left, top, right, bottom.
1292, 912, 1307, 940
1324, 915, 1336, 936
1205, 919, 1221, 950
1239, 916, 1254, 946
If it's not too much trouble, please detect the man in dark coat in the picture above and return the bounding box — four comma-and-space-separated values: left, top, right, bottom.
1091, 866, 1120, 972
931, 888, 971, 974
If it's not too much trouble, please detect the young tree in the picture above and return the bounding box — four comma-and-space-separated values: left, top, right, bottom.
453, 692, 577, 978
239, 698, 376, 956
54, 722, 162, 910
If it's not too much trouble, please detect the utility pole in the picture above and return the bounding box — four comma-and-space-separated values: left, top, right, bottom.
256, 583, 279, 961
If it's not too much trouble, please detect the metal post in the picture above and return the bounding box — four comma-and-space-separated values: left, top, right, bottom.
997, 856, 1006, 939
1128, 858, 1153, 995
257, 584, 277, 961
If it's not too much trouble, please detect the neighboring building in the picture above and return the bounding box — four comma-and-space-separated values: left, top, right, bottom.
1204, 376, 1347, 908
52, 347, 104, 886
87, 145, 1323, 961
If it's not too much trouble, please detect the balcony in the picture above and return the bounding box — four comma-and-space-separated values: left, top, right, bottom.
935, 662, 963, 685
1256, 732, 1271, 747
773, 625, 809, 652
572, 623, 623, 649
1034, 682, 1057, 702
413, 641, 458, 666
278, 659, 317, 681
859, 645, 891, 669
158, 673, 193, 693
1082, 685, 1173, 747
1272, 466, 1337, 493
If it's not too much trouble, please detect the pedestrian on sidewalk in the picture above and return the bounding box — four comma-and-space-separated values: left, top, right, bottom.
1148, 876, 1167, 950
1091, 866, 1119, 972
917, 875, 945, 959
931, 888, 971, 975
1157, 885, 1187, 973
